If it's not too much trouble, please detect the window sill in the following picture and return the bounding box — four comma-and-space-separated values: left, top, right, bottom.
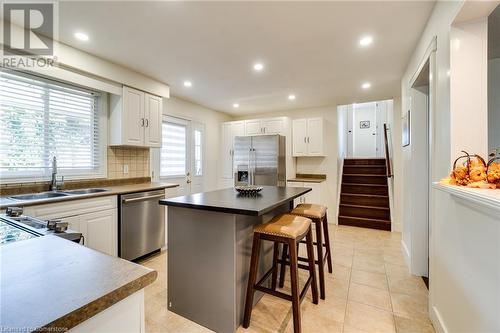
433, 183, 500, 214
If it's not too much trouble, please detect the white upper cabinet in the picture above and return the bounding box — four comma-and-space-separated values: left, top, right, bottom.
292, 119, 308, 156
292, 117, 325, 156
244, 119, 262, 135
262, 118, 285, 134
110, 86, 163, 147
144, 93, 162, 147
306, 118, 324, 155
244, 117, 286, 135
122, 86, 145, 146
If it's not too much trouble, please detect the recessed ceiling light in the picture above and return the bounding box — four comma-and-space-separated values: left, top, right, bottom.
183, 80, 192, 87
74, 32, 89, 41
233, 103, 239, 108
253, 63, 264, 71
288, 94, 296, 100
359, 35, 373, 47
361, 82, 371, 89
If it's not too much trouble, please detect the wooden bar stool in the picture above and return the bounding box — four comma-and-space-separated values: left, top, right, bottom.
280, 203, 332, 300
243, 214, 319, 333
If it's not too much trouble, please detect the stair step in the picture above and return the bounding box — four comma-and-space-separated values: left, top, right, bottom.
344, 158, 386, 166
339, 204, 391, 220
343, 165, 387, 175
340, 193, 390, 207
342, 174, 388, 185
341, 183, 389, 195
338, 215, 391, 231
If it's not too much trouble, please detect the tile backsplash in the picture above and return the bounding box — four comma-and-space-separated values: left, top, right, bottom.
107, 147, 150, 179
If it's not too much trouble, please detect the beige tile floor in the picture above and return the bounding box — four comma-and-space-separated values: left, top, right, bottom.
140, 225, 435, 333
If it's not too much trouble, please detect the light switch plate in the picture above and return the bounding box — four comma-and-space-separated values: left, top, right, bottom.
123, 164, 129, 174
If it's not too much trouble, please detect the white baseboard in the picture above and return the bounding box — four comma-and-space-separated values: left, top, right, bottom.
430, 305, 448, 333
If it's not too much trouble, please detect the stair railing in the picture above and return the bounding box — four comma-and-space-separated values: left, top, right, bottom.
383, 123, 393, 178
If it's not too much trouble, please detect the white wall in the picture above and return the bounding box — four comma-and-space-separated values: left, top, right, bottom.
450, 18, 489, 158
235, 106, 340, 220
388, 97, 403, 233
163, 97, 232, 192
3, 20, 170, 97
398, 1, 500, 331
489, 58, 500, 151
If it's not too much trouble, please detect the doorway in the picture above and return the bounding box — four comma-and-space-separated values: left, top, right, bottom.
407, 57, 431, 279
152, 116, 205, 196
345, 100, 390, 158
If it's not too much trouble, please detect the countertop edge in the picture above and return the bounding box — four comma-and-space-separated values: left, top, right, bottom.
433, 183, 500, 214
44, 269, 158, 331
160, 187, 312, 216
0, 183, 179, 209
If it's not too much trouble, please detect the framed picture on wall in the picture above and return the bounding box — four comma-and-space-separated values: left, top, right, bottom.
359, 121, 371, 129
402, 110, 410, 147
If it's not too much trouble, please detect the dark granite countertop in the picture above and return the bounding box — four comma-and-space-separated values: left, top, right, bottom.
0, 182, 178, 209
159, 186, 311, 216
0, 236, 157, 331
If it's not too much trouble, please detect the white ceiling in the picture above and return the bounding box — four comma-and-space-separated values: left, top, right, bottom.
58, 1, 435, 115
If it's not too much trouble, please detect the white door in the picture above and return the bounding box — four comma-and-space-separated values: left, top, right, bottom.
306, 118, 324, 155
292, 119, 307, 156
158, 116, 205, 197
262, 118, 284, 134
123, 86, 145, 146
144, 93, 162, 147
245, 119, 263, 135
352, 102, 377, 157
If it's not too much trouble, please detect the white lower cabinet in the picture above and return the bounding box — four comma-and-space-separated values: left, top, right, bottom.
69, 290, 145, 333
24, 196, 118, 256
286, 181, 325, 209
79, 210, 118, 257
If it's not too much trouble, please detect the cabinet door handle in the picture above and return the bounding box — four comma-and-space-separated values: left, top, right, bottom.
307, 137, 310, 143
145, 119, 149, 127
141, 118, 145, 127
263, 127, 266, 133
304, 137, 307, 143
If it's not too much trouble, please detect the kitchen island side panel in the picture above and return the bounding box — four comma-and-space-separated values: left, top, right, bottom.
167, 204, 285, 333
234, 202, 291, 327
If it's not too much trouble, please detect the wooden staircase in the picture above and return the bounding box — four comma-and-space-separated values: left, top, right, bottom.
339, 158, 391, 231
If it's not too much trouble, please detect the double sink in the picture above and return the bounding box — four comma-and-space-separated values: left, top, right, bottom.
9, 188, 109, 201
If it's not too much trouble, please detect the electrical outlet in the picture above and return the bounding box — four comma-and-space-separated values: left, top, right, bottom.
123, 164, 129, 174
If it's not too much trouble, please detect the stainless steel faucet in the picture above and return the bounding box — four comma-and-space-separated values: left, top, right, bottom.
50, 156, 64, 191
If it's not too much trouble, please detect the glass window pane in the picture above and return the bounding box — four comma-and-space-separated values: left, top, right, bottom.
0, 70, 101, 179
161, 122, 187, 177
194, 129, 202, 176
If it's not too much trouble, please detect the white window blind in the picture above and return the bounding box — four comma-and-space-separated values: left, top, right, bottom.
0, 70, 103, 180
160, 121, 187, 177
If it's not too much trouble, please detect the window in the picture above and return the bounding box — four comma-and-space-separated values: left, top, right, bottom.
160, 121, 187, 177
194, 129, 202, 176
0, 70, 104, 181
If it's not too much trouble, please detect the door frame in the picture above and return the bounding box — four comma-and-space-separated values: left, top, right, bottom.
404, 36, 437, 280
150, 115, 205, 195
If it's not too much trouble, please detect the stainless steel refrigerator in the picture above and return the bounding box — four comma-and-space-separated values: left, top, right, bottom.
233, 134, 286, 186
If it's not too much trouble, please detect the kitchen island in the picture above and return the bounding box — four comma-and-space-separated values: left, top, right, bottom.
159, 186, 311, 333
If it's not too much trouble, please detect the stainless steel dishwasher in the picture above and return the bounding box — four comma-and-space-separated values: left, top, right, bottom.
119, 189, 165, 261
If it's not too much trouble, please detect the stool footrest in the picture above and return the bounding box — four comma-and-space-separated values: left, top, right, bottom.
253, 263, 313, 305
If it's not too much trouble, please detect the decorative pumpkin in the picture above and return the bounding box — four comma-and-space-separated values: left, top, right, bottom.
487, 157, 500, 186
